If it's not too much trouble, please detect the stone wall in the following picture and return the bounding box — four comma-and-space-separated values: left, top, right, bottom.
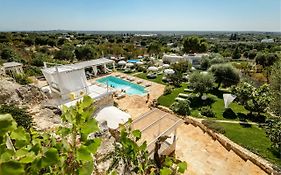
157, 105, 280, 175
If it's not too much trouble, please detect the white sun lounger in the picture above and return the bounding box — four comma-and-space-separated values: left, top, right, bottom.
175, 97, 186, 101
116, 92, 126, 99
178, 93, 190, 98
145, 83, 152, 87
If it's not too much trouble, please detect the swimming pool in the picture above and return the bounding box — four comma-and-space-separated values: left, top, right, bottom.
96, 76, 147, 96
127, 59, 140, 63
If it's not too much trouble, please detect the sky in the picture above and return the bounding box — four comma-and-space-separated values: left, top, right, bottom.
0, 0, 280, 32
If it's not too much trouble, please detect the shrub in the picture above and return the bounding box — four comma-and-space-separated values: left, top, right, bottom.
200, 106, 215, 118
14, 74, 32, 85
223, 108, 237, 119
171, 100, 191, 116
202, 120, 225, 134
164, 86, 173, 95
0, 105, 33, 130
24, 66, 43, 76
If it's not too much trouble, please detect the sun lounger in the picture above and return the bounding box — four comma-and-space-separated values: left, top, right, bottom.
115, 74, 121, 77
128, 77, 135, 81
116, 92, 126, 99
184, 88, 193, 92
175, 97, 186, 101
178, 93, 190, 98
145, 83, 152, 87
137, 80, 143, 84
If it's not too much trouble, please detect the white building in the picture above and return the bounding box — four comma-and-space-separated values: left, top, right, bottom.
261, 39, 274, 43
163, 53, 208, 67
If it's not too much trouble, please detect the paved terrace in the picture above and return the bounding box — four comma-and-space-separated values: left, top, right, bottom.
107, 72, 268, 175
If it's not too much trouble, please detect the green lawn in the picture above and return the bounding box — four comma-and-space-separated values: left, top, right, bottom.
135, 72, 166, 85
157, 86, 249, 121
157, 83, 188, 107
218, 123, 281, 168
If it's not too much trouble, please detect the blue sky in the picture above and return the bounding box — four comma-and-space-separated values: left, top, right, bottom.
0, 0, 280, 31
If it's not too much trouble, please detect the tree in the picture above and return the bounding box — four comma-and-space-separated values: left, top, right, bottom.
232, 46, 241, 59
54, 44, 75, 61
264, 118, 281, 158
171, 100, 191, 116
269, 60, 281, 116
74, 46, 95, 60
171, 61, 191, 74
248, 50, 257, 60
200, 56, 211, 70
183, 36, 208, 53
148, 42, 162, 57
189, 72, 215, 98
255, 53, 279, 82
209, 64, 240, 89
1, 48, 18, 62
233, 82, 271, 116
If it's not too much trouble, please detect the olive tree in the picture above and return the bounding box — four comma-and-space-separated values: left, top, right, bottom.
189, 72, 215, 98
209, 64, 240, 89
269, 60, 281, 116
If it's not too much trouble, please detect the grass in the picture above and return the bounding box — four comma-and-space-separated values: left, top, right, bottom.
157, 83, 188, 107
218, 123, 281, 168
135, 72, 166, 85
157, 86, 250, 121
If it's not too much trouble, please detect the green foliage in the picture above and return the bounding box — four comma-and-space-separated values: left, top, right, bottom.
164, 86, 173, 95
255, 52, 279, 68
209, 63, 240, 88
54, 44, 75, 61
171, 100, 191, 116
183, 36, 208, 53
171, 61, 191, 74
0, 105, 33, 131
74, 46, 96, 60
264, 118, 281, 157
24, 66, 43, 76
14, 74, 32, 85
200, 106, 215, 118
0, 96, 100, 175
189, 72, 214, 97
269, 60, 281, 116
233, 82, 271, 116
232, 46, 241, 59
1, 48, 18, 62
202, 120, 225, 134
148, 42, 162, 57
200, 56, 211, 70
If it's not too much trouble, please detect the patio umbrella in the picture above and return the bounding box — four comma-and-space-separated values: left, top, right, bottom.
118, 60, 126, 65
163, 64, 170, 68
148, 66, 158, 72
223, 94, 237, 108
136, 61, 144, 65
126, 63, 134, 67
164, 69, 175, 75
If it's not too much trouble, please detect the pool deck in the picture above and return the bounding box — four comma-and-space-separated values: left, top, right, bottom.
90, 72, 165, 118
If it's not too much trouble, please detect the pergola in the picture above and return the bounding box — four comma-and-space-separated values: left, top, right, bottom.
132, 108, 183, 156
42, 58, 115, 101
2, 62, 24, 76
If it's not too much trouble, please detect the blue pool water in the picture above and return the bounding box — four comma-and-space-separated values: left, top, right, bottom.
127, 59, 140, 63
96, 76, 147, 96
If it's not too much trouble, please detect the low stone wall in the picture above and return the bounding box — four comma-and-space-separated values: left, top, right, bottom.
94, 94, 114, 111
157, 105, 280, 175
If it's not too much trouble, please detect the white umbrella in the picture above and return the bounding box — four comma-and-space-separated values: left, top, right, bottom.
138, 55, 143, 59
126, 63, 134, 67
148, 66, 158, 72
223, 94, 237, 108
118, 60, 126, 65
136, 61, 144, 65
150, 57, 156, 60
163, 64, 170, 68
191, 67, 196, 71
164, 69, 175, 75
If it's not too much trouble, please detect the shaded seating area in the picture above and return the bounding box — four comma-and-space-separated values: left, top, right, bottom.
132, 108, 183, 156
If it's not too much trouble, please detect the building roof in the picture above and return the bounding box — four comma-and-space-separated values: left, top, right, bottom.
3, 62, 23, 68
42, 58, 114, 74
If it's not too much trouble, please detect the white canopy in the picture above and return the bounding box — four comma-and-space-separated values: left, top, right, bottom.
223, 94, 237, 108
163, 64, 170, 68
148, 66, 158, 72
118, 60, 126, 65
126, 63, 134, 67
136, 61, 144, 65
95, 106, 131, 129
164, 69, 175, 75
